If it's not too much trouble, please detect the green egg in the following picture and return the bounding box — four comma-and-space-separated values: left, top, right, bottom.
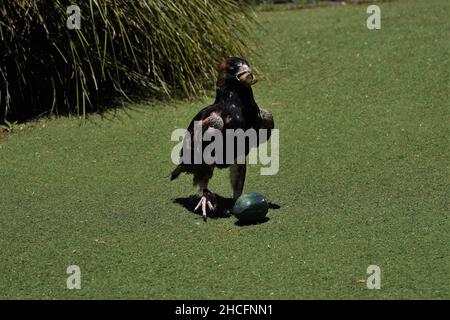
232, 192, 269, 222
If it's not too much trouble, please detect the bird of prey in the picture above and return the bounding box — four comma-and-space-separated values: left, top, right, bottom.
171, 57, 274, 220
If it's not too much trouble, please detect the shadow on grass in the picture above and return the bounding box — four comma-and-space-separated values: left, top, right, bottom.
173, 194, 234, 219
234, 216, 270, 227
173, 194, 281, 224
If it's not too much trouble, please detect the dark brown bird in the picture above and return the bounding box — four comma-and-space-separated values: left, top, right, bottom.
171, 57, 274, 220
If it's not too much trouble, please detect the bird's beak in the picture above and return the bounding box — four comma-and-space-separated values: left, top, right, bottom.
237, 65, 256, 87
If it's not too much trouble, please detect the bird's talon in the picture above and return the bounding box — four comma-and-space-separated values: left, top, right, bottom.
194, 194, 215, 220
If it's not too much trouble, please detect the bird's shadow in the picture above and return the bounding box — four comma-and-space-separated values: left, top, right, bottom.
173, 194, 234, 219
173, 194, 281, 225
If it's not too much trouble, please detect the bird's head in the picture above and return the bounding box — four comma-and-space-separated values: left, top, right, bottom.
216, 57, 256, 89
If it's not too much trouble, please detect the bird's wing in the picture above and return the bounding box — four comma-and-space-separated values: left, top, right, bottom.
258, 108, 274, 130
179, 104, 225, 161
256, 108, 274, 145
187, 104, 224, 133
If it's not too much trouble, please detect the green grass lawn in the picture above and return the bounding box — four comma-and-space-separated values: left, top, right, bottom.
0, 0, 448, 299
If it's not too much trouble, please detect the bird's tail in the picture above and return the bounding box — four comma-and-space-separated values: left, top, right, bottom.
170, 164, 186, 181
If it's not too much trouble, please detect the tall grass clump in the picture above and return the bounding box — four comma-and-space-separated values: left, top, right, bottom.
0, 0, 255, 122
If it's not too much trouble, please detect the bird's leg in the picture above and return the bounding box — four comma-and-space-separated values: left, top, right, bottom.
193, 168, 215, 221
230, 163, 247, 200
194, 184, 215, 221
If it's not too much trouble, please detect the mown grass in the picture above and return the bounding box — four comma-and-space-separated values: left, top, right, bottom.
0, 0, 448, 299
253, 0, 394, 12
